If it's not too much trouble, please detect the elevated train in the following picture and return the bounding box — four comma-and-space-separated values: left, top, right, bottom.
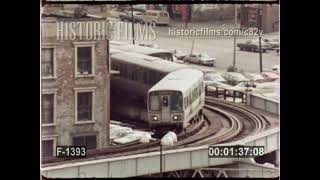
148, 68, 205, 129
110, 50, 205, 130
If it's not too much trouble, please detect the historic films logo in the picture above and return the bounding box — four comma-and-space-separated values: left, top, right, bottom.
56, 21, 157, 41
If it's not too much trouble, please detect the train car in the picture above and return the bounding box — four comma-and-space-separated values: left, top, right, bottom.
147, 68, 205, 130
111, 41, 175, 61
110, 50, 187, 103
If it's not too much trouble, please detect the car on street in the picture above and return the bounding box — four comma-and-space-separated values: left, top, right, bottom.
272, 65, 280, 74
262, 37, 279, 49
203, 72, 227, 86
261, 71, 280, 81
171, 49, 187, 60
183, 53, 216, 66
237, 40, 270, 52
221, 72, 249, 85
139, 43, 159, 49
119, 13, 144, 23
242, 72, 265, 82
143, 10, 170, 25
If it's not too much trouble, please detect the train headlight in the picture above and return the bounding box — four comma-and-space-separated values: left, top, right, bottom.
173, 115, 182, 121
152, 116, 159, 121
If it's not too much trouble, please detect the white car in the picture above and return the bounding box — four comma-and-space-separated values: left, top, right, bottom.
221, 72, 249, 85
203, 72, 226, 86
272, 65, 280, 74
183, 53, 216, 66
139, 43, 159, 49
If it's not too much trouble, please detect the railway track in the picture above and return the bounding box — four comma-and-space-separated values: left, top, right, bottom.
42, 97, 271, 167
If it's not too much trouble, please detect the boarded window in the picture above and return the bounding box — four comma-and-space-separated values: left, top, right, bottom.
73, 135, 97, 150
77, 47, 92, 74
41, 48, 54, 77
77, 92, 93, 121
42, 94, 54, 124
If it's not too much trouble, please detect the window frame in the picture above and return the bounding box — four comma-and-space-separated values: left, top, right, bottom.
74, 42, 96, 78
74, 87, 96, 124
41, 89, 57, 127
72, 134, 97, 150
41, 44, 57, 79
41, 136, 57, 158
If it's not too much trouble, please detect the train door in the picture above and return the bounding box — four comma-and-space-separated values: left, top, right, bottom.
160, 95, 170, 121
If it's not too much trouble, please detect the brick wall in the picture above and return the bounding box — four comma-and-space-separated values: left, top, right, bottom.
41, 21, 110, 149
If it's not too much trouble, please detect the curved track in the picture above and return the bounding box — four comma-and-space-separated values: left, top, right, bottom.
42, 97, 271, 167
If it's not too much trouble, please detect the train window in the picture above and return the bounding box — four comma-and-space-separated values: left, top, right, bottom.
150, 95, 160, 111
171, 92, 182, 111
132, 70, 138, 81
192, 88, 198, 102
162, 96, 168, 107
143, 71, 148, 84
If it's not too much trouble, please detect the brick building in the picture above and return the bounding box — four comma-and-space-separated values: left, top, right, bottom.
41, 12, 111, 159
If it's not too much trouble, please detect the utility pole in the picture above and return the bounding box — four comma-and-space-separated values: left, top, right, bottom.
258, 4, 263, 73
131, 4, 135, 45
160, 144, 163, 177
233, 4, 237, 71
189, 40, 195, 64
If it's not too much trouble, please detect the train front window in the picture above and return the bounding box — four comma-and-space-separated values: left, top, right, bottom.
162, 96, 168, 107
150, 94, 160, 111
171, 92, 182, 111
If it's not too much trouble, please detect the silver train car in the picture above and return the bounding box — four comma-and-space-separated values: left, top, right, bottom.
110, 50, 187, 103
147, 68, 205, 129
111, 41, 175, 61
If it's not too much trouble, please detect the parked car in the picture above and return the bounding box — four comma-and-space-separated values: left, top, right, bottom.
119, 13, 144, 23
237, 40, 270, 52
242, 72, 265, 82
272, 65, 280, 74
143, 10, 170, 25
203, 72, 227, 86
139, 43, 159, 49
171, 49, 187, 60
221, 72, 249, 85
261, 71, 280, 81
262, 38, 279, 49
183, 53, 216, 66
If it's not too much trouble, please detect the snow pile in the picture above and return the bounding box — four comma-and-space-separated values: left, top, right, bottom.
110, 124, 133, 139
161, 131, 178, 146
139, 132, 152, 143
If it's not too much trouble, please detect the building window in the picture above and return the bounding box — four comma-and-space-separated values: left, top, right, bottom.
41, 48, 54, 77
42, 94, 54, 125
42, 139, 54, 158
76, 46, 93, 75
73, 135, 97, 150
77, 91, 93, 122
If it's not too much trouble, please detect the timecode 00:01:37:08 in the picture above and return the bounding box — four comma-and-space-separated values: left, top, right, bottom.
208, 146, 265, 158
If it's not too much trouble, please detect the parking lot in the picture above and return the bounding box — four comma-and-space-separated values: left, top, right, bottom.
126, 21, 279, 73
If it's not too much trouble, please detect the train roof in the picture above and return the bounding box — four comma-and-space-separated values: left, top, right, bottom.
149, 68, 204, 93
110, 51, 187, 73
110, 43, 172, 55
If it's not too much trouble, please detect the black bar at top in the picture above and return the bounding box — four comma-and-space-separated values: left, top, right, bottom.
42, 0, 280, 5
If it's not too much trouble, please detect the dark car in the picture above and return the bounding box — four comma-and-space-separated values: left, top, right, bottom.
119, 14, 144, 23
237, 40, 270, 53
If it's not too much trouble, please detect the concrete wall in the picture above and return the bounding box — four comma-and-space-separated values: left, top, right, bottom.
246, 93, 279, 115
41, 20, 110, 149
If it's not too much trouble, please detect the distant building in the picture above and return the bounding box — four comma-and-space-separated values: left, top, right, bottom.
41, 10, 111, 159
240, 4, 279, 33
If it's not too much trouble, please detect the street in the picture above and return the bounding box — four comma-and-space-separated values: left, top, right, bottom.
129, 21, 280, 73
